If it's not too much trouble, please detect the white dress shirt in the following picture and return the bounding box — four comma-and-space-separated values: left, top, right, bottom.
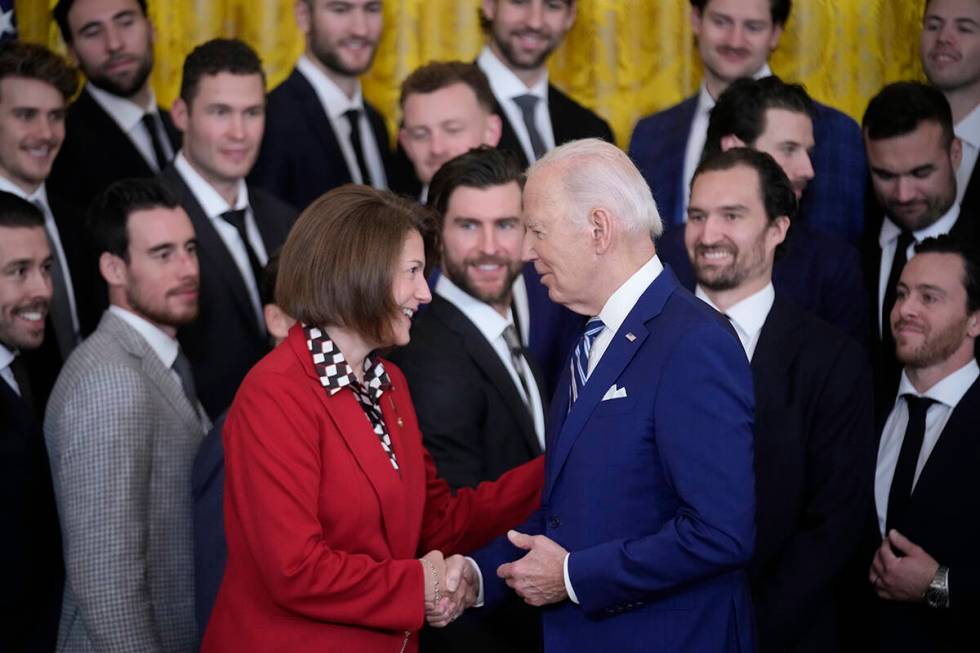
295, 55, 387, 189
877, 204, 960, 335
109, 304, 179, 373
955, 101, 980, 209
695, 283, 774, 361
174, 153, 267, 329
0, 177, 80, 338
477, 47, 556, 164
874, 360, 979, 535
435, 275, 546, 451
681, 64, 772, 219
87, 84, 173, 172
0, 342, 19, 396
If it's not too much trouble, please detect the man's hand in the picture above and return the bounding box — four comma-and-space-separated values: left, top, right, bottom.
426, 555, 479, 628
496, 530, 569, 606
869, 529, 939, 602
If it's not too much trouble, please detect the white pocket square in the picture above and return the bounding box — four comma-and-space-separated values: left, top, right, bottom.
601, 384, 628, 401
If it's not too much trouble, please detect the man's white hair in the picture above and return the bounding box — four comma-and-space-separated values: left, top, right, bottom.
528, 138, 663, 238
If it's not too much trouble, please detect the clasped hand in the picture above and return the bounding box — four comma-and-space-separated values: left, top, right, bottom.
420, 550, 478, 627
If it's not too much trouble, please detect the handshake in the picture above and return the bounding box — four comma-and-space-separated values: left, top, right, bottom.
419, 550, 479, 627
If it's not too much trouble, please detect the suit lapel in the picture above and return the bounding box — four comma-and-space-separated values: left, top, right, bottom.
431, 297, 541, 457
163, 166, 262, 334
287, 71, 354, 183
545, 268, 677, 501
492, 96, 531, 170
75, 89, 157, 177
248, 188, 289, 252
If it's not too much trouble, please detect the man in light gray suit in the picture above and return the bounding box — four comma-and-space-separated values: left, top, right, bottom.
45, 178, 209, 652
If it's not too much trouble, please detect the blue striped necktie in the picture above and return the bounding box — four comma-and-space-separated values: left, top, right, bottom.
569, 317, 605, 409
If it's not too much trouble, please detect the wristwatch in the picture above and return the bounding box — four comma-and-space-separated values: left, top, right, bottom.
924, 565, 950, 609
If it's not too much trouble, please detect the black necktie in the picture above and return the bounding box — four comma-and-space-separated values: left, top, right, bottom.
219, 208, 263, 288
881, 231, 916, 340
512, 94, 547, 161
9, 354, 35, 417
343, 108, 374, 186
171, 349, 200, 413
502, 324, 533, 415
886, 394, 936, 532
141, 112, 170, 171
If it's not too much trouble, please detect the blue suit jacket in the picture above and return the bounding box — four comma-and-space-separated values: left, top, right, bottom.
629, 93, 868, 244
474, 265, 757, 653
191, 413, 227, 638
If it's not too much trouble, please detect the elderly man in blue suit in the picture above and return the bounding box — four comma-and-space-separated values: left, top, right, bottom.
629, 0, 866, 244
462, 138, 757, 652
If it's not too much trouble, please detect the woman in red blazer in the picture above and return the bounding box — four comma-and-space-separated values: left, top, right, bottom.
202, 187, 543, 652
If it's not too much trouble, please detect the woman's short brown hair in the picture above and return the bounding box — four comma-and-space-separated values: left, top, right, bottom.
276, 185, 434, 345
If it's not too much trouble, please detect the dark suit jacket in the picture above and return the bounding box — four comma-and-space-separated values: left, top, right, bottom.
249, 68, 393, 211
960, 156, 980, 223
749, 297, 875, 652
0, 375, 63, 652
162, 164, 296, 419
192, 413, 227, 638
629, 94, 868, 244
851, 376, 980, 653
860, 207, 980, 414
657, 221, 870, 344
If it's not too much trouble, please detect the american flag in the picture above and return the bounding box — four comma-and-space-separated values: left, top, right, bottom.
0, 0, 16, 42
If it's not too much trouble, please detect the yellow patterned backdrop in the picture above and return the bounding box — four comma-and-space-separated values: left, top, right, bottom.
16, 0, 926, 148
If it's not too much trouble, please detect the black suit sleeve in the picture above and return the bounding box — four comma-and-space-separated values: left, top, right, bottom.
755, 341, 876, 650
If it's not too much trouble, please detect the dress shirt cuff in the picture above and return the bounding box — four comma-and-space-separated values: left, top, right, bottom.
564, 552, 580, 604
465, 557, 485, 607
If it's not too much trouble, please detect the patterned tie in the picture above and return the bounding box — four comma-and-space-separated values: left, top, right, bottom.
885, 394, 936, 532
512, 94, 547, 161
502, 324, 532, 413
568, 317, 604, 409
343, 108, 374, 186
141, 112, 170, 171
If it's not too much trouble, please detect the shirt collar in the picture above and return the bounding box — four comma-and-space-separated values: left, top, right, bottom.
86, 83, 159, 133
0, 175, 47, 207
174, 151, 249, 217
0, 341, 15, 373
695, 282, 775, 343
108, 305, 180, 368
477, 46, 549, 100
699, 62, 773, 107
896, 359, 979, 408
296, 54, 364, 121
303, 324, 391, 397
597, 254, 664, 337
879, 203, 960, 248
955, 101, 980, 150
435, 273, 514, 344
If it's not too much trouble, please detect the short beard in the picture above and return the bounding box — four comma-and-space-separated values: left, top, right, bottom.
896, 318, 968, 369
312, 40, 377, 78
443, 255, 523, 308
86, 53, 154, 99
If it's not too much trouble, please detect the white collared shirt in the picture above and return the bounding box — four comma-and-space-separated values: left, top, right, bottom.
295, 55, 387, 189
0, 178, 79, 337
435, 274, 546, 451
477, 46, 556, 164
695, 283, 774, 361
681, 64, 773, 219
109, 305, 179, 370
875, 360, 979, 535
955, 101, 980, 209
174, 152, 267, 329
0, 342, 18, 395
877, 204, 960, 335
86, 84, 173, 172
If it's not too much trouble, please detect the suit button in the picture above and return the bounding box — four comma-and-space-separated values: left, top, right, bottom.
549, 516, 560, 529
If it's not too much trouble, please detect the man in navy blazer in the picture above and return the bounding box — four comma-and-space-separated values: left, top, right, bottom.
467, 139, 757, 652
250, 0, 392, 211
656, 75, 869, 344
629, 0, 867, 244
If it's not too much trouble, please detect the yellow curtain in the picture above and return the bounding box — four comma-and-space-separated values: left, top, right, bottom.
18, 0, 926, 148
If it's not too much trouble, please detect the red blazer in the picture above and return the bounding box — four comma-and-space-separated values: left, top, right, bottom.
202, 325, 543, 652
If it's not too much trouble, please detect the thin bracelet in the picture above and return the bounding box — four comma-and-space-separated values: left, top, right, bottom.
423, 559, 441, 605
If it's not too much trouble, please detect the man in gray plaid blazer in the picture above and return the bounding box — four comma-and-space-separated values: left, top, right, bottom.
45, 178, 209, 652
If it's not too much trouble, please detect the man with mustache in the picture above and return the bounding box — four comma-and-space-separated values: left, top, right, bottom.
49, 0, 180, 215
861, 81, 978, 411
862, 235, 980, 652
163, 39, 296, 419
45, 178, 210, 652
250, 0, 392, 210
390, 146, 544, 653
476, 0, 614, 168
0, 192, 64, 652
656, 75, 869, 343
920, 0, 980, 221
685, 148, 873, 652
630, 0, 867, 244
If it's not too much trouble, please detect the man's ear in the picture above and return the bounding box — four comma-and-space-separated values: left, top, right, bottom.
720, 134, 746, 152
171, 97, 189, 133
295, 0, 312, 36
590, 207, 614, 255
99, 251, 126, 286
484, 114, 503, 147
